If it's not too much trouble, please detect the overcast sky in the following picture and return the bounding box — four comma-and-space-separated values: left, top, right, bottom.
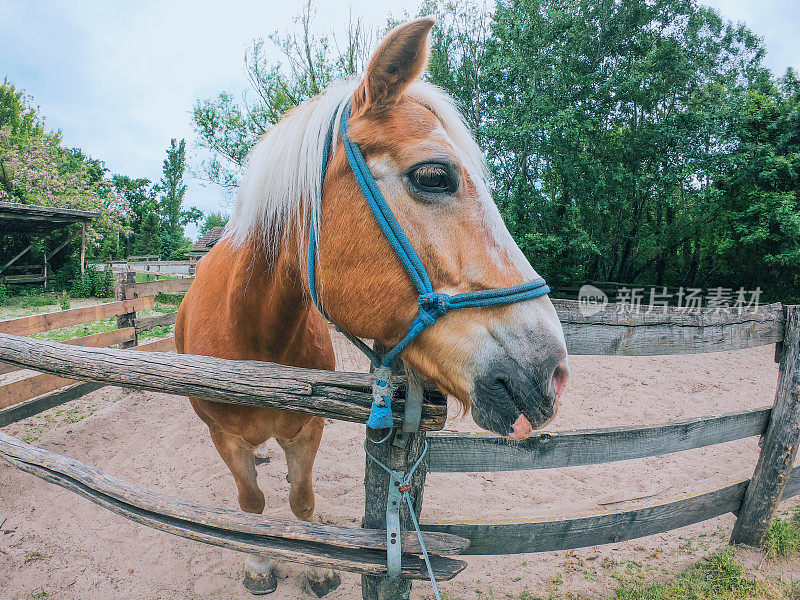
2, 0, 797, 239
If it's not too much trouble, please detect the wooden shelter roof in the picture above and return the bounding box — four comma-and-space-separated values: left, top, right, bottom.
189, 226, 225, 254
0, 202, 98, 235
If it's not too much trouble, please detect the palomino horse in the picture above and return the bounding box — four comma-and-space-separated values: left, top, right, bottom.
176, 17, 569, 596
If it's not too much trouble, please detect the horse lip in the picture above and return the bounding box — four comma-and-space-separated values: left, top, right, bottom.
504, 377, 555, 429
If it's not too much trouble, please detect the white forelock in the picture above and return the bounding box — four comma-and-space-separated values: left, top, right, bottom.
223, 79, 491, 258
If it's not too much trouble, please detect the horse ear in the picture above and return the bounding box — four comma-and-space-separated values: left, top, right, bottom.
353, 17, 435, 114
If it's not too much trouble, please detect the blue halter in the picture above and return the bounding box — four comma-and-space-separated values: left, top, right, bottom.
308, 101, 551, 429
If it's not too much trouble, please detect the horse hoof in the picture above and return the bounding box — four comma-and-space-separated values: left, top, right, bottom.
243, 570, 278, 595
254, 444, 271, 465
306, 570, 341, 597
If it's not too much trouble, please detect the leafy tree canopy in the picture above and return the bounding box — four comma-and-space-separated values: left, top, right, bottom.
192, 0, 375, 189
194, 0, 800, 302
200, 211, 230, 235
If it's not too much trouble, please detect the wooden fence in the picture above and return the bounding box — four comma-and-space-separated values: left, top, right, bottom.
0, 279, 798, 599
0, 275, 179, 426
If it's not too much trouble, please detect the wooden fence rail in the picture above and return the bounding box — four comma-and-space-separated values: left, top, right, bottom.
0, 297, 153, 336
0, 432, 468, 579
421, 467, 800, 555
123, 277, 194, 298
0, 333, 447, 430
1, 294, 798, 599
0, 289, 177, 426
553, 300, 784, 356
426, 407, 772, 472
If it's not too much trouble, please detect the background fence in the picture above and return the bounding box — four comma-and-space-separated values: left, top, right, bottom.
0, 278, 798, 599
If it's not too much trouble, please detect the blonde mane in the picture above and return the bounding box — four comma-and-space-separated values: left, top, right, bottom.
224, 79, 489, 256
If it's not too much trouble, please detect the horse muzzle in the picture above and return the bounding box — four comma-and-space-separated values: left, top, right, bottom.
472, 352, 569, 439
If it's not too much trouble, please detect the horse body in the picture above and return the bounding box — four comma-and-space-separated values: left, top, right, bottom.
176, 238, 337, 594
176, 237, 332, 515
177, 17, 569, 596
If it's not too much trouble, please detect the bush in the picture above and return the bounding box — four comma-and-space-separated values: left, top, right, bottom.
53, 263, 80, 291
70, 274, 93, 298
0, 283, 7, 305
92, 270, 114, 297
59, 292, 71, 310
68, 269, 115, 298
28, 293, 57, 307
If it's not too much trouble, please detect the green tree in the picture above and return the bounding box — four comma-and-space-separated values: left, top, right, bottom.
430, 0, 769, 291
0, 79, 129, 254
192, 0, 375, 188
156, 138, 200, 258
136, 211, 162, 256
187, 0, 799, 302
199, 211, 229, 235
0, 77, 49, 144
712, 69, 800, 301
158, 138, 188, 234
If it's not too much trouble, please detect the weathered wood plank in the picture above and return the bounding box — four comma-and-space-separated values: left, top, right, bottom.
62, 327, 137, 348
124, 277, 193, 298
0, 336, 174, 421
0, 382, 104, 427
108, 260, 191, 267
135, 336, 176, 352
0, 298, 154, 336
553, 300, 784, 355
116, 272, 138, 348
427, 408, 771, 472
112, 268, 190, 277
422, 467, 800, 555
732, 305, 800, 546
362, 361, 430, 599
0, 334, 447, 430
0, 328, 137, 407
0, 372, 76, 410
0, 327, 136, 375
0, 432, 467, 579
363, 429, 429, 599
135, 312, 177, 333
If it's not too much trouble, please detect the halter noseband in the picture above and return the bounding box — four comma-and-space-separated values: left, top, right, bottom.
307, 101, 551, 429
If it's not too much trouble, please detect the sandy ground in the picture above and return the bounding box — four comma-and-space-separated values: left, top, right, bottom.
2, 328, 799, 600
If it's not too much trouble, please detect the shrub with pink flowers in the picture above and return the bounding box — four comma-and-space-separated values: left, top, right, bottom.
0, 126, 131, 243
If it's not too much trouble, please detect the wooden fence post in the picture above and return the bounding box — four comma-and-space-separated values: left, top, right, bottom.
115, 272, 138, 348
732, 305, 800, 546
362, 363, 428, 600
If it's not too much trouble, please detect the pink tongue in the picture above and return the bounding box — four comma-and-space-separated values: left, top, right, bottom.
507, 413, 533, 440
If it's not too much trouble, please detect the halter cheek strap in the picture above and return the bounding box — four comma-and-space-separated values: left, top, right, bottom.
308, 101, 551, 429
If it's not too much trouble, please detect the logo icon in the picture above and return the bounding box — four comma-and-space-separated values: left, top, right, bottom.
578, 284, 608, 316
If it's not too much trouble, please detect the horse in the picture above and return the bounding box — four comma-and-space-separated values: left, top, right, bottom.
175, 17, 569, 597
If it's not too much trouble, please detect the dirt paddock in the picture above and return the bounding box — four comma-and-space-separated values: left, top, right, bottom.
2, 332, 799, 599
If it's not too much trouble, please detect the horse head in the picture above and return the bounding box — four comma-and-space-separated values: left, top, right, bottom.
313, 18, 569, 439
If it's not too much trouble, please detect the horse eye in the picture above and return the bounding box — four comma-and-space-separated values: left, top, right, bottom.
409, 164, 456, 194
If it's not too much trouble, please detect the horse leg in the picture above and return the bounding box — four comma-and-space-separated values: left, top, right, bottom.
209, 427, 277, 595
277, 418, 341, 597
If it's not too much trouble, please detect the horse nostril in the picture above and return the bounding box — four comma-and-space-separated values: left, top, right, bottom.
552, 359, 570, 399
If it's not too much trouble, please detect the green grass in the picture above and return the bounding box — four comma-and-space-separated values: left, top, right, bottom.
22, 404, 99, 442
1, 291, 59, 310
615, 549, 782, 600
139, 324, 175, 340
446, 547, 798, 600
155, 292, 184, 306
31, 317, 118, 342
763, 508, 800, 560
